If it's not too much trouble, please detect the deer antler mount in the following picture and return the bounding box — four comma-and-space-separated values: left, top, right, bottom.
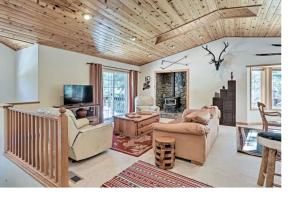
202, 42, 229, 71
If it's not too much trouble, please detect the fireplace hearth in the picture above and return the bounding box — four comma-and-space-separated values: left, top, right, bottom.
156, 71, 187, 114
164, 97, 180, 113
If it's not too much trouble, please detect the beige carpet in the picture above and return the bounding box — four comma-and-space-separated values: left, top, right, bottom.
69, 125, 281, 187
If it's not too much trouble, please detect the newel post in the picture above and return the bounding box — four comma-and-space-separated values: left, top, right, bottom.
2, 104, 13, 153
59, 107, 69, 187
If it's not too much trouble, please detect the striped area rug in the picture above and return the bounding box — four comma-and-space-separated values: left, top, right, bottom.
101, 160, 212, 188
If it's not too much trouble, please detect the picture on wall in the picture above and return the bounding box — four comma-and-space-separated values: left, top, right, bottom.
143, 76, 151, 90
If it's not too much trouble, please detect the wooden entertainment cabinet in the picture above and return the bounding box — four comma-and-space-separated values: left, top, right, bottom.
53, 104, 100, 125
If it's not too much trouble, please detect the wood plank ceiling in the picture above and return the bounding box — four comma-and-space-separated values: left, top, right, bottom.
0, 0, 281, 65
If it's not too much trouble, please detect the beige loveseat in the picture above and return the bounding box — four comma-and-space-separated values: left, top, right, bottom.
152, 106, 220, 165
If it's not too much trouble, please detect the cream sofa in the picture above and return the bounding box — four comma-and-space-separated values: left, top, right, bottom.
152, 106, 220, 165
64, 109, 113, 161
135, 96, 160, 112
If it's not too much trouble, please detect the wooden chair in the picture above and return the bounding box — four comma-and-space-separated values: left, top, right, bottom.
257, 102, 281, 131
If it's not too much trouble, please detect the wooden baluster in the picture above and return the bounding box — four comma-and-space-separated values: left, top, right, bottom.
28, 114, 32, 165
5, 108, 9, 152
21, 113, 25, 160
14, 111, 16, 155
26, 113, 30, 163
49, 120, 54, 179
40, 118, 45, 173
15, 111, 18, 156
17, 111, 20, 157
45, 119, 49, 176
55, 121, 59, 182
14, 111, 17, 155
11, 111, 15, 154
32, 116, 36, 167
8, 109, 12, 152
36, 117, 40, 170
24, 114, 28, 162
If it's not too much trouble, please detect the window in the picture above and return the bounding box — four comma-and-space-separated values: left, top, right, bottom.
249, 65, 281, 110
103, 71, 128, 121
250, 69, 263, 109
271, 69, 281, 109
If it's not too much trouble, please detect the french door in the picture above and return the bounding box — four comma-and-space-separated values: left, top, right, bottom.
103, 70, 129, 121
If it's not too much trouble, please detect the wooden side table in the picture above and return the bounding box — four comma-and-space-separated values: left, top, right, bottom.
155, 136, 175, 170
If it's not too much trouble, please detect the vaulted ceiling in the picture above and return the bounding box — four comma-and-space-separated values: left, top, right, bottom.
0, 0, 281, 65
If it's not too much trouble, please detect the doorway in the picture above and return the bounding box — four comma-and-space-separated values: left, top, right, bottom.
103, 71, 128, 121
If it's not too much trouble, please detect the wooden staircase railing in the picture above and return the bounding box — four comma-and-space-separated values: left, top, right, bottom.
2, 105, 69, 187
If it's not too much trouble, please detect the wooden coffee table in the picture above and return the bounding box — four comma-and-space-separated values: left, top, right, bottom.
114, 113, 160, 138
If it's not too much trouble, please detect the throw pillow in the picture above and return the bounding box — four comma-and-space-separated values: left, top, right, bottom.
184, 110, 211, 125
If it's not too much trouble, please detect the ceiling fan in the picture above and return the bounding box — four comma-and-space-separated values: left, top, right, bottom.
256, 44, 281, 56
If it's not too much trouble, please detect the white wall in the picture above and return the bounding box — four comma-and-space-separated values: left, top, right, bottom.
0, 45, 40, 186
38, 45, 140, 106
139, 37, 281, 123
15, 45, 39, 102
0, 105, 42, 187
0, 44, 16, 103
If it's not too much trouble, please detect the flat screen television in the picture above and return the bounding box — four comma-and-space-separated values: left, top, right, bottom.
64, 85, 93, 105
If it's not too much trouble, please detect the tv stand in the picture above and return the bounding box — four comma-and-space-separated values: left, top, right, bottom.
53, 104, 100, 125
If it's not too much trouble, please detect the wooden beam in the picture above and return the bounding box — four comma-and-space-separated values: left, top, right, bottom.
155, 5, 262, 45
0, 40, 16, 50
0, 36, 33, 50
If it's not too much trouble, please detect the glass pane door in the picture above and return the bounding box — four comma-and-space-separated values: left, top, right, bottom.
103, 71, 128, 121
250, 68, 263, 109
271, 69, 281, 109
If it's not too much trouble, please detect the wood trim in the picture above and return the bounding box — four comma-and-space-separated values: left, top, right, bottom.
236, 122, 262, 125
154, 68, 190, 110
246, 63, 281, 68
0, 104, 13, 109
8, 101, 40, 105
87, 63, 141, 73
249, 65, 281, 111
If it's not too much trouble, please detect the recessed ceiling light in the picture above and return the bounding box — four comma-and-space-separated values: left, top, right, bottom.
130, 36, 137, 41
83, 13, 92, 20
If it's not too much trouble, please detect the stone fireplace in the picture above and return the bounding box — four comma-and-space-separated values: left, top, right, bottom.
156, 71, 188, 116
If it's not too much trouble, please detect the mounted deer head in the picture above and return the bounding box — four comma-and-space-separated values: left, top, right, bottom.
202, 42, 229, 71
